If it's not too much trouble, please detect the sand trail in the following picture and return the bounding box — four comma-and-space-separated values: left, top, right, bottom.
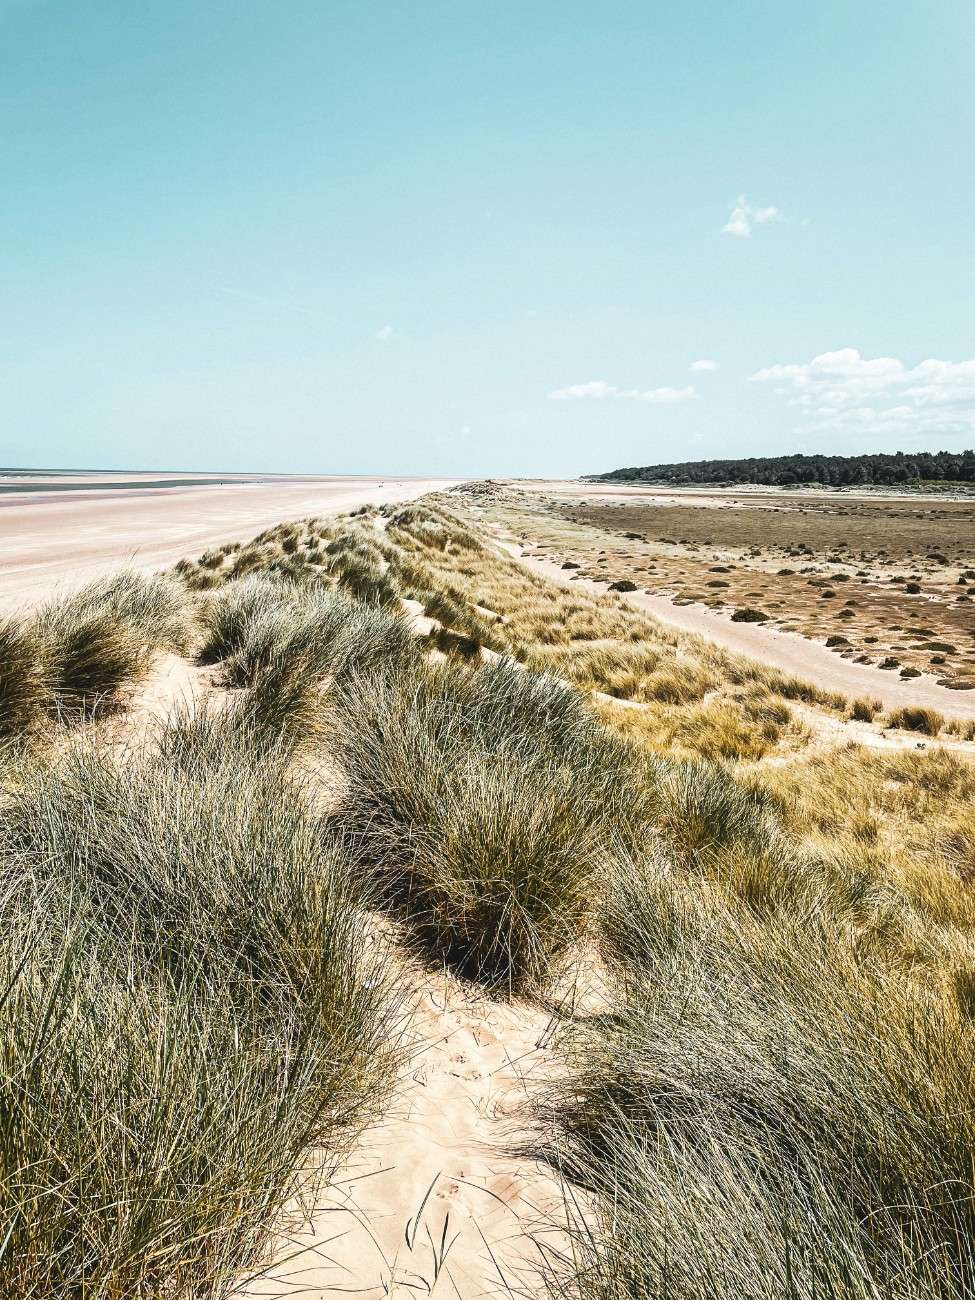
97, 655, 577, 1298
242, 973, 571, 1299
505, 544, 975, 723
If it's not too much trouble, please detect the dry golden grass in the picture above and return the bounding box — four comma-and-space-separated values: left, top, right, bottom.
533, 490, 975, 686
378, 491, 846, 762
887, 704, 946, 734
596, 690, 802, 762
742, 743, 975, 927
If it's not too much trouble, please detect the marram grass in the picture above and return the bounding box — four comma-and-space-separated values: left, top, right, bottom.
0, 710, 404, 1298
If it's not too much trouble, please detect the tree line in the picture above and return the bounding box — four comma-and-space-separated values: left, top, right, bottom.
592, 450, 975, 487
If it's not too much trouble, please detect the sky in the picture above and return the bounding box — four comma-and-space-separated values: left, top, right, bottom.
2, 0, 974, 477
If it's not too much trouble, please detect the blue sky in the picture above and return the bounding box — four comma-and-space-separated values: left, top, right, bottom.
2, 0, 974, 476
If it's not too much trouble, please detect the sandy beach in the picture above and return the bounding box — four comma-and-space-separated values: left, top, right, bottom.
0, 474, 461, 612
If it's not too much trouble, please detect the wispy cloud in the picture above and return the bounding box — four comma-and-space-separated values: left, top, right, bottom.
549, 380, 696, 404
689, 358, 718, 372
722, 194, 782, 238
750, 347, 975, 438
375, 324, 394, 341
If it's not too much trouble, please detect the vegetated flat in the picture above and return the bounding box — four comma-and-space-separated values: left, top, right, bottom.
513, 482, 975, 691
0, 471, 460, 612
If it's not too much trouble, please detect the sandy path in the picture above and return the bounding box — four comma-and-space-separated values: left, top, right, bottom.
0, 476, 460, 613
510, 478, 766, 508
243, 974, 568, 1299
78, 651, 571, 1297
507, 545, 975, 723
108, 653, 572, 1299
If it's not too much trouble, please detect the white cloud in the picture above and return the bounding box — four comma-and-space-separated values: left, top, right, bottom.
632, 386, 697, 403
750, 347, 975, 438
690, 358, 718, 372
550, 380, 617, 400
549, 380, 696, 404
722, 194, 782, 238
375, 324, 393, 341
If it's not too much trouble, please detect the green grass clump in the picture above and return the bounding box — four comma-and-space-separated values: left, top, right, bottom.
542, 817, 975, 1300
327, 551, 400, 607
330, 655, 632, 993
0, 618, 46, 735
386, 502, 486, 554
199, 574, 286, 662
199, 564, 418, 748
85, 570, 193, 653
0, 713, 402, 1297
640, 758, 786, 867
38, 612, 147, 719
28, 571, 193, 721
236, 590, 420, 748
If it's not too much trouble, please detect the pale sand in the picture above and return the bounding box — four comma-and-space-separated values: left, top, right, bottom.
511, 478, 975, 505
507, 545, 975, 723
241, 975, 570, 1300
0, 476, 461, 613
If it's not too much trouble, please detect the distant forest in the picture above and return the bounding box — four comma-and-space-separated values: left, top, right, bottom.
593, 450, 975, 487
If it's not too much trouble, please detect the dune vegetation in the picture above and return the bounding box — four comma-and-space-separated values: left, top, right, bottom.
511, 485, 975, 692
2, 483, 975, 1297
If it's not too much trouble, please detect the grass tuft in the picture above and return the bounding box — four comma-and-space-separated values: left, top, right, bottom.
0, 618, 47, 735
0, 713, 402, 1296
330, 655, 632, 992
888, 705, 945, 735
849, 695, 882, 722
24, 570, 195, 722
543, 846, 975, 1300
